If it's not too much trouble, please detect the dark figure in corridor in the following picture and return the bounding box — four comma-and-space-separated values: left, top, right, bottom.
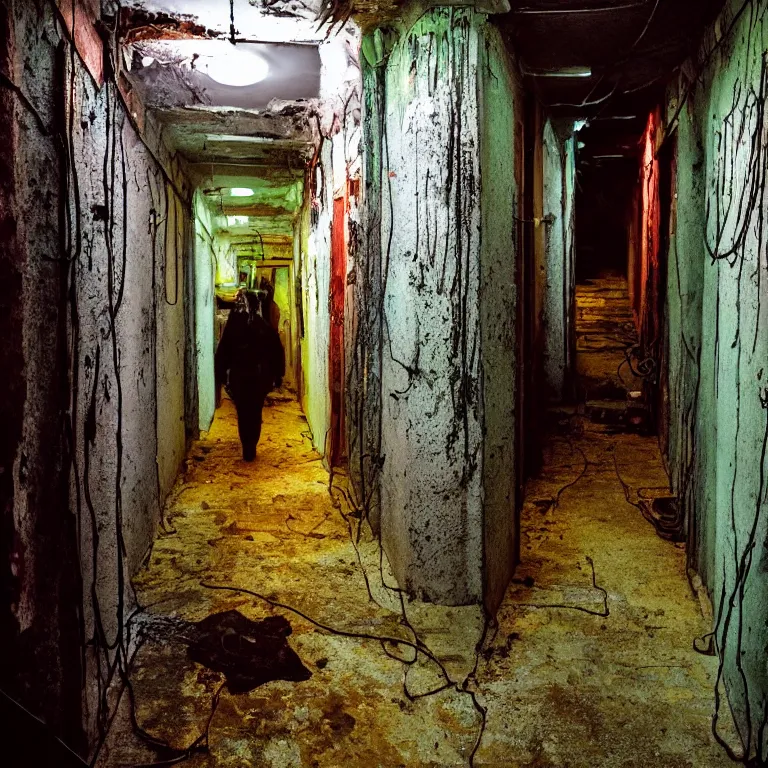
259, 276, 281, 332
215, 290, 285, 461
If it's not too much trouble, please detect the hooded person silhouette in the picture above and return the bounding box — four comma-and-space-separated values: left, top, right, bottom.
215, 290, 285, 461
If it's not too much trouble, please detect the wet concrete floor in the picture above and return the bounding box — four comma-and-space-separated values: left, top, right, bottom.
97, 394, 733, 767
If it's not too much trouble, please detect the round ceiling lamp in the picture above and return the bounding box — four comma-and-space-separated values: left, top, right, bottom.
200, 46, 269, 88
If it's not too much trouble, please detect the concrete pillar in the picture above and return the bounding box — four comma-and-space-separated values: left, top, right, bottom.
360, 8, 522, 607
541, 120, 577, 403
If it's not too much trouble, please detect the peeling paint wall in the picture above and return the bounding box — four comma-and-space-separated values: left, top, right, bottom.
71, 77, 191, 746
365, 9, 523, 606
292, 33, 361, 459
638, 110, 663, 355
156, 189, 190, 502
664, 0, 768, 756
1, 0, 192, 753
299, 127, 357, 457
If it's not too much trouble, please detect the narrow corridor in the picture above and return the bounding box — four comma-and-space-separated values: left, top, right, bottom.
97, 396, 731, 767
4, 0, 767, 764
482, 420, 731, 766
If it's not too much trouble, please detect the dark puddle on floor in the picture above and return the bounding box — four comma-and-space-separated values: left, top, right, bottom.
185, 610, 312, 693
128, 610, 312, 762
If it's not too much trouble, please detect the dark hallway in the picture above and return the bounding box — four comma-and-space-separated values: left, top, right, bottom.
2, 1, 767, 767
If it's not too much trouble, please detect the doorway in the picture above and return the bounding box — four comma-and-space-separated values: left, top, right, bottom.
573, 126, 646, 411
191, 177, 305, 460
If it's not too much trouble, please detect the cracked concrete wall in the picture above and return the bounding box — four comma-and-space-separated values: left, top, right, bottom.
373, 9, 522, 606
1, 0, 193, 752
664, 0, 768, 755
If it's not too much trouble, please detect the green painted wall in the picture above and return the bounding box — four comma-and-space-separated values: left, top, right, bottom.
541, 120, 577, 402
479, 24, 524, 611
358, 8, 523, 607
664, 0, 768, 756
193, 191, 217, 432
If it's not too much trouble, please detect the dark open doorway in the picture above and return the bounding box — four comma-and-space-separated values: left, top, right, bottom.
572, 117, 650, 423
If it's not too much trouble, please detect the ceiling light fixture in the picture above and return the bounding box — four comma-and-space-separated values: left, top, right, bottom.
198, 44, 270, 88
205, 135, 272, 144
141, 56, 155, 68
514, 2, 645, 14
527, 66, 592, 78
230, 187, 254, 197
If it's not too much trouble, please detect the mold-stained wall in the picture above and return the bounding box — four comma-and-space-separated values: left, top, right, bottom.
1, 0, 192, 752
379, 9, 483, 605
294, 33, 361, 460
365, 9, 523, 606
347, 39, 387, 531
0, 1, 85, 751
663, 0, 768, 756
71, 82, 191, 745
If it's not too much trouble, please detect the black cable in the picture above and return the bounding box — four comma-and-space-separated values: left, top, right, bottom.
512, 556, 610, 618
0, 69, 52, 136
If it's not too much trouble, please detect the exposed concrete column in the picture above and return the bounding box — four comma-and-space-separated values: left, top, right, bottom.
360, 8, 522, 607
541, 119, 577, 403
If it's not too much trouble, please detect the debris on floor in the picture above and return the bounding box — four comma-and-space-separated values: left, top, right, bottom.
96, 397, 732, 767
576, 274, 647, 404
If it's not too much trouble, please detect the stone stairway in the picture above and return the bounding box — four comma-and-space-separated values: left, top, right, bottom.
574, 273, 650, 433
